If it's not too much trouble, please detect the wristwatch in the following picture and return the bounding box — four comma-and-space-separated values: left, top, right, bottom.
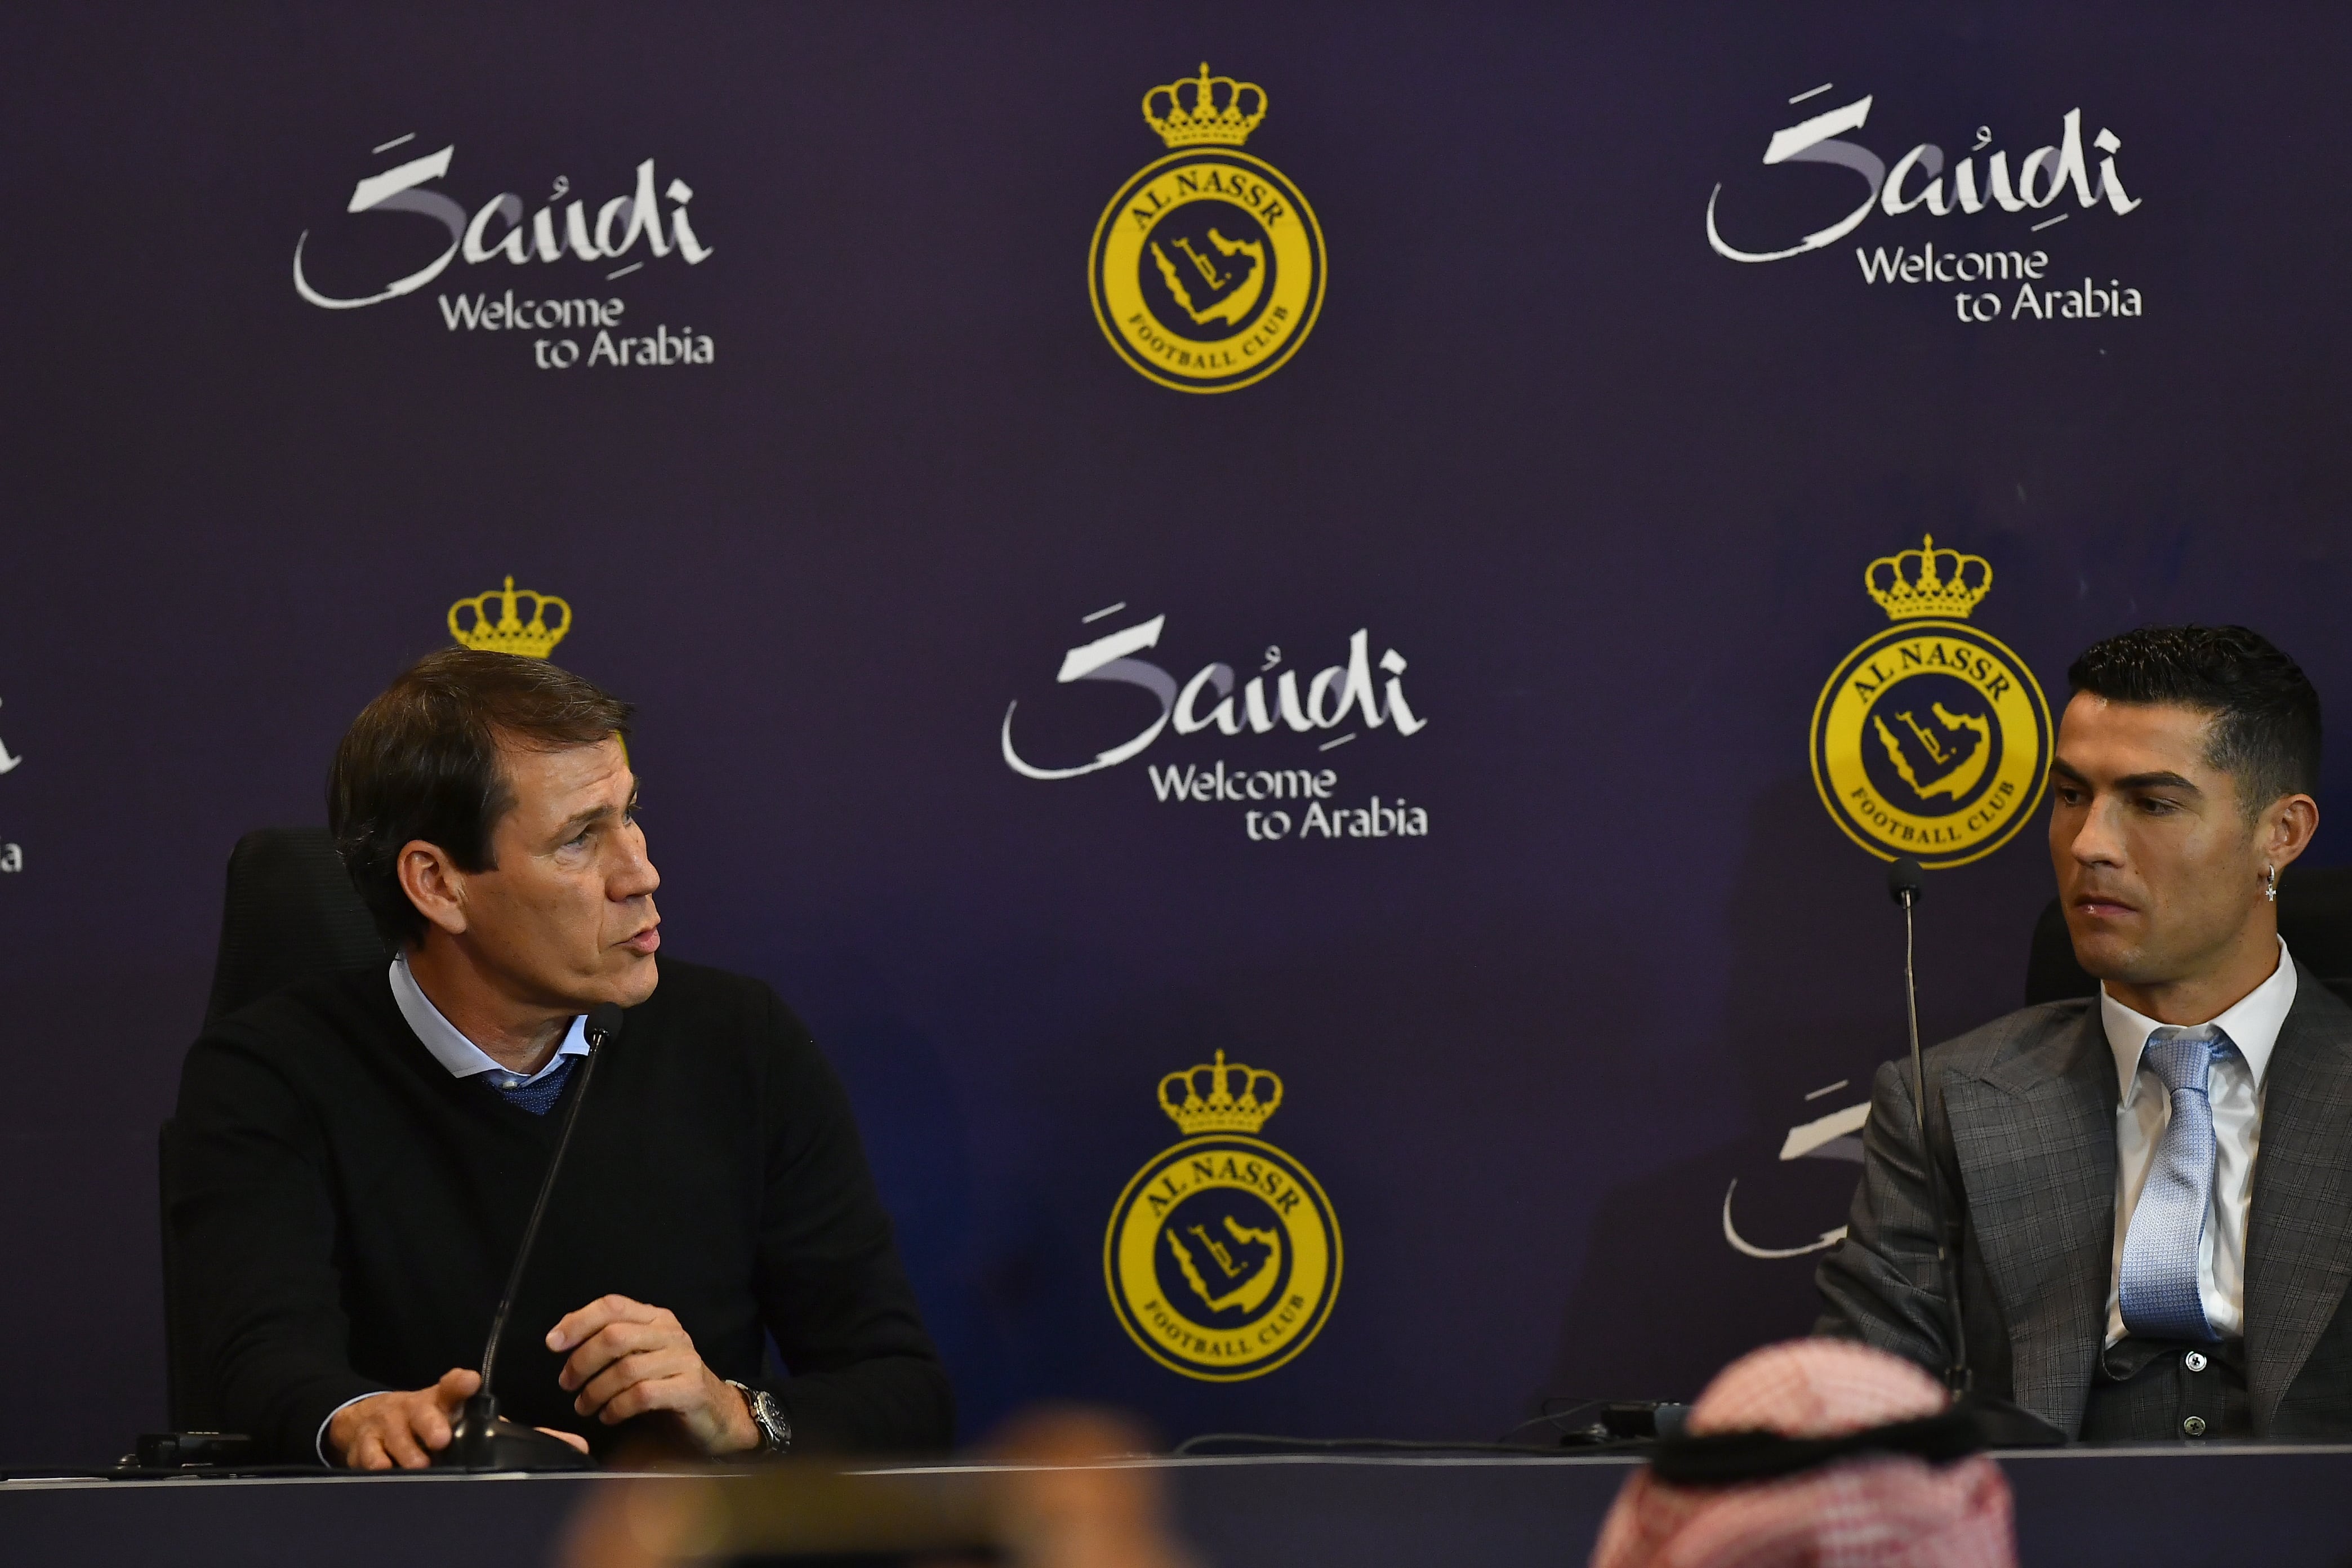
727, 1379, 792, 1455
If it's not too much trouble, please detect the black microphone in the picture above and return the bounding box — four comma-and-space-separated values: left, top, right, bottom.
1884, 859, 2064, 1447
439, 1002, 623, 1471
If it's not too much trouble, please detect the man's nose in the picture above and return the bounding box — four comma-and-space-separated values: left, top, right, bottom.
611, 827, 661, 899
2069, 796, 2126, 867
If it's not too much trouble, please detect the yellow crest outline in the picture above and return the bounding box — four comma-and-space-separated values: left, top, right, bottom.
1809, 617, 2052, 868
1089, 65, 1326, 394
1104, 1131, 1342, 1382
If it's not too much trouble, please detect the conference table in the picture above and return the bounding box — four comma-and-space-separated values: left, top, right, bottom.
7, 1445, 2352, 1567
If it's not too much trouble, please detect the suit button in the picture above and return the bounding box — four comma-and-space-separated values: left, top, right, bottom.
2184, 1352, 2209, 1373
2182, 1416, 2207, 1437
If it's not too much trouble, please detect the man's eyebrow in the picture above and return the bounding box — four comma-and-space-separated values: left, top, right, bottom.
2047, 760, 2203, 794
2116, 770, 2202, 794
556, 801, 620, 838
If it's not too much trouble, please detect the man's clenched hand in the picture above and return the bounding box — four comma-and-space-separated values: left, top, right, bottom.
549, 1294, 761, 1455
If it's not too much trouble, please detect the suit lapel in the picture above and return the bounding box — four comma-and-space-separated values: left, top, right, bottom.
2245, 970, 2352, 1426
1944, 1007, 2116, 1435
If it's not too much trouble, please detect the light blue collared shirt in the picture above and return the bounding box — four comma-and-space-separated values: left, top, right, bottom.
316, 956, 591, 1462
388, 952, 590, 1092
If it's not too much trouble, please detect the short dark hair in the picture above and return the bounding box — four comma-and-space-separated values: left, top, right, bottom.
2067, 625, 2322, 814
328, 649, 634, 946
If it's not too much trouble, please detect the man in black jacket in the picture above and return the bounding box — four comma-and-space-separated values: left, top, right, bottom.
173, 649, 951, 1467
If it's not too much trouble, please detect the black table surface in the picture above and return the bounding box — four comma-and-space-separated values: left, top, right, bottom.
7, 1446, 2352, 1567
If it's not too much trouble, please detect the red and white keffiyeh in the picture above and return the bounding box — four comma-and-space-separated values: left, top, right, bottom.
1587, 1339, 2015, 1568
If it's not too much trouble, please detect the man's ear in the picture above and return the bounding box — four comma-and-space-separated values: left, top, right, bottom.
397, 840, 471, 937
2263, 792, 2322, 876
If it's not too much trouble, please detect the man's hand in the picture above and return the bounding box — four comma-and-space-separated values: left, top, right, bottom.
328, 1367, 593, 1470
548, 1294, 760, 1455
329, 1368, 478, 1470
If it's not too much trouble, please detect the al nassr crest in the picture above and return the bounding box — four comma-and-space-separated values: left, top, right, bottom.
1104, 1050, 1341, 1380
1809, 536, 2052, 869
1088, 64, 1327, 393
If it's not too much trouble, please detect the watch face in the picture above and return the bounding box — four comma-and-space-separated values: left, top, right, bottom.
730, 1381, 780, 1450
751, 1390, 787, 1450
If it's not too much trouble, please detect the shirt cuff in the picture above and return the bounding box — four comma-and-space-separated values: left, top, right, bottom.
315, 1391, 383, 1467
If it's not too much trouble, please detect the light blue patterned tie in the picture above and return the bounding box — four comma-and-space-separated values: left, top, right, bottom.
2119, 1025, 2226, 1343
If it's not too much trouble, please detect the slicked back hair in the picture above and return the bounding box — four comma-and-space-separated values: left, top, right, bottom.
328, 649, 635, 946
2066, 624, 2321, 818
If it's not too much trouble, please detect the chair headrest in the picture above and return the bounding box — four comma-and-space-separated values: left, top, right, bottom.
203, 827, 388, 1027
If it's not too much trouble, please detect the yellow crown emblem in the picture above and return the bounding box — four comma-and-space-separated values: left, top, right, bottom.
448, 574, 572, 658
1159, 1049, 1283, 1135
1143, 62, 1267, 148
1865, 534, 1993, 621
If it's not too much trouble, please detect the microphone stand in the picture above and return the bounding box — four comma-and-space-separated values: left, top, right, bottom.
1890, 860, 1968, 1395
439, 1004, 623, 1471
1887, 859, 2064, 1447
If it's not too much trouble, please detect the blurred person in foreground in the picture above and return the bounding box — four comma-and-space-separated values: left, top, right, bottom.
562, 1408, 1199, 1568
1820, 625, 2352, 1440
1591, 1339, 2014, 1568
172, 649, 951, 1466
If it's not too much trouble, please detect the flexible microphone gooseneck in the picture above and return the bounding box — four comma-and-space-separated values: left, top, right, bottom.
1885, 860, 2065, 1447
1887, 857, 1968, 1394
438, 1001, 624, 1472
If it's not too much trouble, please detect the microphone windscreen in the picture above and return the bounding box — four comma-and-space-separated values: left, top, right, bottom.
585, 1003, 625, 1047
1887, 856, 1926, 904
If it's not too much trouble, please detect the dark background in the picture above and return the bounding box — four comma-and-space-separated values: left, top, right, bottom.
4, 1, 2346, 1465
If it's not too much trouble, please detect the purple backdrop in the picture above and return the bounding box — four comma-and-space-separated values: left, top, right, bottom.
5, 1, 2350, 1466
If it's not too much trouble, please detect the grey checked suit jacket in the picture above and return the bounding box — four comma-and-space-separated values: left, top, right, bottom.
1816, 960, 2352, 1438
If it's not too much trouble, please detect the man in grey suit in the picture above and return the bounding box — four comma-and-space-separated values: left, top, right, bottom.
1818, 624, 2349, 1441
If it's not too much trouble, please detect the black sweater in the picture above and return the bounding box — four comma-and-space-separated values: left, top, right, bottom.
171, 959, 951, 1463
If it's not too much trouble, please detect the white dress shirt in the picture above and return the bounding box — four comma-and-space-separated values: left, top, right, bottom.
315, 957, 590, 1460
2101, 937, 2296, 1346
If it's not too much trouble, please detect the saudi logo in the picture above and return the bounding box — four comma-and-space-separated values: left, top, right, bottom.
1088, 63, 1326, 393
1810, 536, 2051, 868
1105, 1051, 1340, 1380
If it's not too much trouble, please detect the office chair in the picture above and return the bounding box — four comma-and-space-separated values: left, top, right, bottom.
161, 827, 386, 1431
